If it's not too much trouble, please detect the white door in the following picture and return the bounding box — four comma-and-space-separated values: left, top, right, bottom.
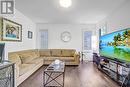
40, 30, 48, 49
82, 30, 93, 61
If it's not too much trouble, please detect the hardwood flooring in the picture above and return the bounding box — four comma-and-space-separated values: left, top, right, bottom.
18, 62, 120, 87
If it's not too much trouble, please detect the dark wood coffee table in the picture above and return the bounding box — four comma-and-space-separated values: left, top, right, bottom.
43, 61, 65, 87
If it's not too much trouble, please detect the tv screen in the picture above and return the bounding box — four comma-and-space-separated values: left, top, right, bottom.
0, 43, 5, 62
99, 28, 130, 62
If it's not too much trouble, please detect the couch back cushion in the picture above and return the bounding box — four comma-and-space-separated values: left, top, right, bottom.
8, 53, 21, 66
25, 50, 39, 59
62, 49, 75, 57
19, 53, 34, 63
39, 49, 51, 57
29, 51, 39, 59
18, 49, 39, 58
8, 49, 39, 64
51, 49, 62, 57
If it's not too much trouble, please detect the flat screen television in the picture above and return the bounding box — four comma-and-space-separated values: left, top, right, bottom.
99, 28, 130, 62
0, 43, 5, 62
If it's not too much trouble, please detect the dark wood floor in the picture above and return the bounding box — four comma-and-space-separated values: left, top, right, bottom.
18, 62, 120, 87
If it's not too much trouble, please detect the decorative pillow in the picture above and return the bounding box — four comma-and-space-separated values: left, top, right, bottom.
30, 51, 39, 59
8, 53, 22, 66
19, 53, 34, 64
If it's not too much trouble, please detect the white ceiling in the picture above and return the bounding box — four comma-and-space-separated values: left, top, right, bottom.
16, 0, 127, 24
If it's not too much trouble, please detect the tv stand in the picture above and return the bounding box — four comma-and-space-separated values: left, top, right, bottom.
93, 53, 130, 86
100, 56, 130, 86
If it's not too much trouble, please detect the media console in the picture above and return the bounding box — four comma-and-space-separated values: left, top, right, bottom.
93, 53, 130, 87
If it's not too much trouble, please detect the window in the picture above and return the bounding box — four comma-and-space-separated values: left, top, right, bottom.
83, 31, 92, 50
99, 23, 107, 36
40, 30, 48, 49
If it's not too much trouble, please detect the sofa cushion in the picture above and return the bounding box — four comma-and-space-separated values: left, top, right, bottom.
22, 51, 38, 59
44, 57, 60, 61
19, 64, 35, 76
62, 49, 75, 57
51, 49, 61, 57
8, 53, 21, 66
19, 53, 34, 64
26, 58, 43, 64
30, 51, 39, 59
44, 57, 74, 61
60, 57, 75, 61
39, 49, 51, 57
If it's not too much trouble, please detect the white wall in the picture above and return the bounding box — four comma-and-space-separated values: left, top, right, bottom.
96, 0, 130, 53
36, 23, 96, 51
0, 10, 36, 59
96, 0, 130, 33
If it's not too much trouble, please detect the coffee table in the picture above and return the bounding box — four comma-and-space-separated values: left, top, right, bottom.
43, 61, 65, 87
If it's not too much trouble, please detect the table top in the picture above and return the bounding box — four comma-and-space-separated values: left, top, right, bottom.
44, 61, 65, 72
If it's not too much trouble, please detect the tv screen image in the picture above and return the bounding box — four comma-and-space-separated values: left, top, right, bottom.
99, 28, 130, 62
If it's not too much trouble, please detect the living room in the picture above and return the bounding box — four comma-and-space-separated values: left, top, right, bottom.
0, 0, 130, 87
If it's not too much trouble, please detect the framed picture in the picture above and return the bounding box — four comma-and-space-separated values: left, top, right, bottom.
1, 18, 22, 42
28, 31, 33, 39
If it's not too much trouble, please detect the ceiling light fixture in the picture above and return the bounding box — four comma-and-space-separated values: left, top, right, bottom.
59, 0, 72, 8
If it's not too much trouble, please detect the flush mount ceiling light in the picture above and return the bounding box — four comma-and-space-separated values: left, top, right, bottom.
59, 0, 72, 8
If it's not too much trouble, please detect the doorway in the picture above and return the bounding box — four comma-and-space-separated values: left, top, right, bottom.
82, 30, 93, 61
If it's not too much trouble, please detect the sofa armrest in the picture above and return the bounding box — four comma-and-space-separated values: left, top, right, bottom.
14, 63, 20, 79
74, 52, 80, 64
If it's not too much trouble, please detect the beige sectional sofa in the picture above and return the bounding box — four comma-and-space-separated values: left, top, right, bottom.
40, 49, 80, 65
8, 49, 80, 86
8, 49, 43, 86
